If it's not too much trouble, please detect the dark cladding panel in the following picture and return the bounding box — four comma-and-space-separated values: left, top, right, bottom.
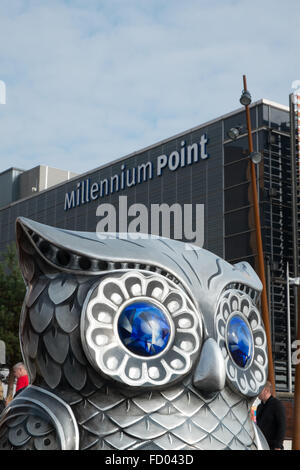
225, 232, 253, 260
225, 183, 251, 212
176, 166, 193, 204
223, 133, 253, 263
201, 121, 223, 256
45, 189, 56, 208
224, 141, 249, 165
225, 207, 251, 236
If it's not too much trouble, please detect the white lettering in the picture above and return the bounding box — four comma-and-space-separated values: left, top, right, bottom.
168, 150, 180, 171
137, 161, 153, 183
100, 178, 109, 197
184, 204, 204, 248
111, 174, 119, 192
187, 142, 198, 164
119, 196, 128, 235
64, 191, 76, 210
157, 154, 168, 176
151, 203, 182, 240
200, 133, 208, 159
105, 455, 140, 467
96, 197, 204, 249
292, 340, 300, 365
128, 203, 149, 238
90, 182, 99, 200
126, 167, 136, 187
180, 140, 186, 167
96, 203, 116, 236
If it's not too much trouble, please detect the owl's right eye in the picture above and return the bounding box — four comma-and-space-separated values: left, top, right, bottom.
81, 271, 202, 388
118, 301, 171, 357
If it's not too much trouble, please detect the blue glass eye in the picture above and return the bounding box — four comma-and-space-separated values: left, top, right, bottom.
227, 315, 253, 368
118, 301, 171, 357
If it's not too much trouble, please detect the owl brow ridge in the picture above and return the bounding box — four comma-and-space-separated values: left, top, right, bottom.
59, 231, 106, 245
181, 253, 202, 287
25, 230, 186, 289
207, 258, 222, 289
157, 238, 177, 253
162, 252, 193, 286
113, 237, 147, 249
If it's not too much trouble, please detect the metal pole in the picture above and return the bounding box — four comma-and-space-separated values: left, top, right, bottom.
287, 262, 292, 393
293, 289, 300, 449
289, 94, 299, 331
242, 75, 276, 395
292, 90, 300, 449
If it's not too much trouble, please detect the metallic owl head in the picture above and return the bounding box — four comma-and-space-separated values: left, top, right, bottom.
0, 217, 269, 450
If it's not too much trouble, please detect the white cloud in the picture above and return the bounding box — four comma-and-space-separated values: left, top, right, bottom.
0, 0, 299, 174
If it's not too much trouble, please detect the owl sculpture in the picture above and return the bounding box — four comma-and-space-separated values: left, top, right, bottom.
0, 217, 269, 450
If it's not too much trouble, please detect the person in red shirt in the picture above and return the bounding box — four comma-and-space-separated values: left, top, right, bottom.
13, 363, 29, 396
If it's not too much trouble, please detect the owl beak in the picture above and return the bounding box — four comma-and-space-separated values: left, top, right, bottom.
192, 337, 226, 394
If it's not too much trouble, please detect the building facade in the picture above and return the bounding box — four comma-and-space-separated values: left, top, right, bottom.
0, 98, 296, 393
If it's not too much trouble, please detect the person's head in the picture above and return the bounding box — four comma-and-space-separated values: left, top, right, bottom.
13, 362, 27, 379
258, 380, 273, 402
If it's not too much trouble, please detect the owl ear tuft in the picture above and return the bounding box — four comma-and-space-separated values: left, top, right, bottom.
233, 261, 262, 293
16, 218, 38, 285
15, 217, 111, 277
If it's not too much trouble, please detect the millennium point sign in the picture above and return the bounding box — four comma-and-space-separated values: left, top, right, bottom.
64, 134, 209, 211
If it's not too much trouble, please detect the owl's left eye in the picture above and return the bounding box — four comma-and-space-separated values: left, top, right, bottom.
215, 289, 268, 397
118, 301, 171, 357
227, 315, 253, 369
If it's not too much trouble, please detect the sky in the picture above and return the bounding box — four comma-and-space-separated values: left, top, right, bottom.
1, 0, 300, 175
